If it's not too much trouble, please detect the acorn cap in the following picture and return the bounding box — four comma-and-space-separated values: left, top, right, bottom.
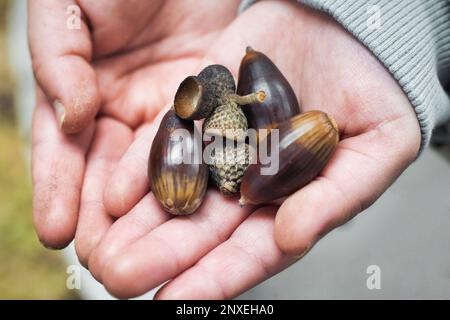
174, 65, 236, 120
174, 76, 211, 120
203, 102, 248, 142
207, 143, 253, 195
198, 64, 236, 104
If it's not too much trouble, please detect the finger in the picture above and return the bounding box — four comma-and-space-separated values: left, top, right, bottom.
275, 114, 421, 255
103, 108, 168, 217
32, 90, 94, 249
74, 117, 133, 266
28, 0, 99, 133
88, 193, 172, 282
155, 207, 294, 300
101, 192, 256, 299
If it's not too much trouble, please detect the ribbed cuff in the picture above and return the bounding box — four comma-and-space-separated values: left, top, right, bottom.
240, 0, 450, 154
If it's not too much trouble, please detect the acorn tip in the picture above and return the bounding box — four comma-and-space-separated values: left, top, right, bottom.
246, 46, 254, 54
328, 114, 339, 133
239, 196, 248, 207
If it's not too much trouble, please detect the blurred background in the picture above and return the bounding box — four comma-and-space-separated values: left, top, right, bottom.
1, 0, 449, 300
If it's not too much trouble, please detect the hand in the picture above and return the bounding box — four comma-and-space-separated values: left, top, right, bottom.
29, 0, 240, 252
34, 2, 420, 298
85, 1, 421, 299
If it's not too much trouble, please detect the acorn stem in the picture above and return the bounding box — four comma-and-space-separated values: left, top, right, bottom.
226, 91, 266, 106
246, 46, 254, 54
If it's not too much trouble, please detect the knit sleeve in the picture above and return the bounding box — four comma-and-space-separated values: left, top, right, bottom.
240, 0, 450, 153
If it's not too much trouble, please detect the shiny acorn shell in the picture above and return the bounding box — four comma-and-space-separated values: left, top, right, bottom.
237, 47, 301, 132
174, 65, 235, 120
148, 109, 208, 215
239, 111, 339, 206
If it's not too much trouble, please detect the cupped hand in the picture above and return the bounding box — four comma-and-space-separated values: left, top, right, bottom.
31, 0, 421, 299
85, 1, 421, 299
29, 0, 240, 249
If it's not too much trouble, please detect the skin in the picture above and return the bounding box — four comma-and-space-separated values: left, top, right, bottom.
29, 0, 420, 299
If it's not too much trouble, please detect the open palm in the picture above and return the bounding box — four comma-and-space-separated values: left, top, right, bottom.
30, 1, 420, 299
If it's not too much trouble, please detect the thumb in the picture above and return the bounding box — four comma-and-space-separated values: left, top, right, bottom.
28, 0, 99, 134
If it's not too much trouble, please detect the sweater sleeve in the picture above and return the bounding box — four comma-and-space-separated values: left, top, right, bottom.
239, 0, 450, 153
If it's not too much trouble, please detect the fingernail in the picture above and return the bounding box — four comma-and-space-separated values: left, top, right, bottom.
53, 100, 66, 128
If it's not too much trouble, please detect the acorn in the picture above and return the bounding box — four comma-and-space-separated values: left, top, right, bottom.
237, 47, 301, 135
148, 109, 208, 215
174, 65, 236, 120
206, 143, 253, 195
239, 111, 339, 206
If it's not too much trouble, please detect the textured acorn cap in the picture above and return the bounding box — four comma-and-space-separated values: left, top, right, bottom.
198, 64, 236, 104
207, 143, 253, 195
174, 65, 236, 120
203, 102, 248, 142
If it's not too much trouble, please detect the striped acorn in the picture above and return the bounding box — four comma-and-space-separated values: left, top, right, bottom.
148, 109, 208, 215
239, 111, 339, 206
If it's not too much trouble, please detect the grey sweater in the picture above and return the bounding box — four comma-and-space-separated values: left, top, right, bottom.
240, 0, 450, 153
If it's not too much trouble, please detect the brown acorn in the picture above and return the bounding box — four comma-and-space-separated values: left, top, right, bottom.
148, 109, 208, 215
174, 64, 235, 120
206, 143, 253, 195
237, 47, 301, 135
239, 111, 339, 206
